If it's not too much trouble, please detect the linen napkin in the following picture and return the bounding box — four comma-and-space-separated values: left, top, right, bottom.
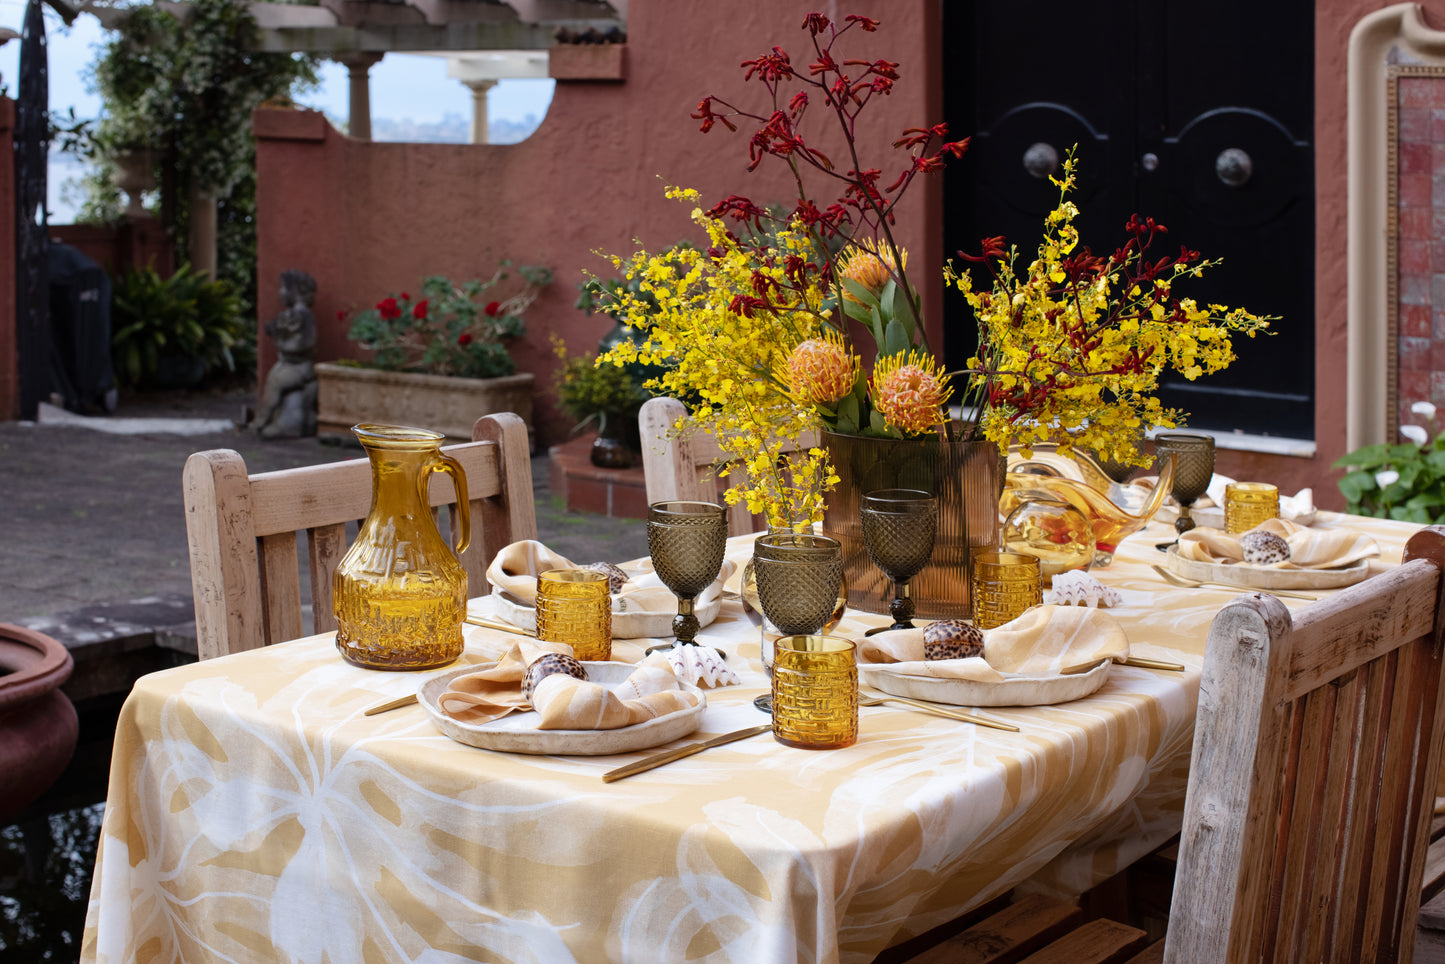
856, 605, 1129, 681
437, 640, 701, 729
485, 539, 731, 635
1176, 518, 1379, 570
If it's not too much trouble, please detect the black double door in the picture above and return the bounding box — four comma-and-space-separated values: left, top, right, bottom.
941, 0, 1314, 439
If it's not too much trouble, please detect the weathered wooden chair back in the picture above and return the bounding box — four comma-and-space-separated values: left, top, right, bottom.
183, 412, 536, 661
1165, 525, 1445, 962
639, 395, 818, 536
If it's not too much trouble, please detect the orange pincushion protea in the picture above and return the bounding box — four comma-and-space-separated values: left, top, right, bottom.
786, 336, 858, 405
870, 351, 952, 435
838, 244, 906, 304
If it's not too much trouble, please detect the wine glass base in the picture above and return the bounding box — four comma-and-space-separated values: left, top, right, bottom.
864, 621, 915, 637
643, 639, 729, 661
753, 694, 773, 714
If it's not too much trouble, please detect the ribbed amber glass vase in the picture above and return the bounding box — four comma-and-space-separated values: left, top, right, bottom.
821, 428, 1000, 620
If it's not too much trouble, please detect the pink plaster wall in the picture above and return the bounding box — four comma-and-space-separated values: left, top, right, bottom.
254, 0, 941, 445
252, 0, 1445, 502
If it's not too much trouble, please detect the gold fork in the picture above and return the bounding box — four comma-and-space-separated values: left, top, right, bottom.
1149, 564, 1318, 601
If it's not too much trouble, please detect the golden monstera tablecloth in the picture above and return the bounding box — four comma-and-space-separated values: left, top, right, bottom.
80, 513, 1418, 964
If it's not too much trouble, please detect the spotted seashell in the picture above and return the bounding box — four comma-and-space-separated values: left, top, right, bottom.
584, 561, 629, 594
1240, 530, 1291, 566
923, 620, 985, 661
523, 653, 589, 705
1043, 570, 1122, 608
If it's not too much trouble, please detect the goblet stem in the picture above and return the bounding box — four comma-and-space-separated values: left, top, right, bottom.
644, 595, 728, 659
1175, 504, 1197, 535
864, 580, 916, 635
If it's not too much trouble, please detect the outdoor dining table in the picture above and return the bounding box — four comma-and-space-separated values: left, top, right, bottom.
79, 511, 1421, 964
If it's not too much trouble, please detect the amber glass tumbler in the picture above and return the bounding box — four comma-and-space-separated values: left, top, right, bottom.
771, 634, 858, 750
1224, 482, 1280, 534
535, 569, 612, 661
972, 550, 1042, 630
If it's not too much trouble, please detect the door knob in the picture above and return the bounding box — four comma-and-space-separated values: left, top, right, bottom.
1141, 152, 1159, 172
1215, 148, 1252, 187
1022, 142, 1059, 179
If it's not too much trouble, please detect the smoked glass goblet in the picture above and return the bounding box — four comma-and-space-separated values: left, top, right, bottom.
860, 489, 937, 634
646, 500, 728, 656
1154, 432, 1216, 536
753, 533, 844, 672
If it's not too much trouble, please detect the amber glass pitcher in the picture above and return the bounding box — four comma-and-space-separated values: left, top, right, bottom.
334, 424, 470, 670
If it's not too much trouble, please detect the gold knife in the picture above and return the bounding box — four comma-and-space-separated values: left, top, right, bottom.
862, 692, 1020, 731
602, 724, 773, 783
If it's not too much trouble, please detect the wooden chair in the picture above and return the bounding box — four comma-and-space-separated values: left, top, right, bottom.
896, 525, 1445, 963
639, 395, 818, 536
183, 412, 536, 660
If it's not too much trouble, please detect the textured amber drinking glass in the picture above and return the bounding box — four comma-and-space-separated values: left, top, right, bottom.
647, 500, 728, 652
753, 533, 844, 670
535, 569, 612, 661
1154, 432, 1216, 535
334, 424, 469, 670
1224, 482, 1280, 534
972, 550, 1042, 630
771, 635, 858, 750
861, 489, 938, 633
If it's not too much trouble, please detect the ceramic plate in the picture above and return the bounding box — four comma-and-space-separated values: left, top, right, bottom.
419, 661, 707, 755
1164, 544, 1371, 590
856, 657, 1112, 707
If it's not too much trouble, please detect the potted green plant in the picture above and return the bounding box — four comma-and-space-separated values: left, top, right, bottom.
552, 335, 651, 468
320, 262, 552, 441
111, 263, 248, 390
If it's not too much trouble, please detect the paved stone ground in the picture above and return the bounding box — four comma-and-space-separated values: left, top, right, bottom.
0, 384, 649, 629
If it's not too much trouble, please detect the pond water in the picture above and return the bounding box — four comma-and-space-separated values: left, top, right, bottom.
0, 695, 120, 963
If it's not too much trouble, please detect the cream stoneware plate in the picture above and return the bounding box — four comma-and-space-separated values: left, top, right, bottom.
1164, 544, 1370, 591
489, 560, 734, 639
857, 657, 1112, 707
420, 661, 707, 755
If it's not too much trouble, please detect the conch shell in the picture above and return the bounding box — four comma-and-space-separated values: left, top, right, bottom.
1042, 570, 1122, 608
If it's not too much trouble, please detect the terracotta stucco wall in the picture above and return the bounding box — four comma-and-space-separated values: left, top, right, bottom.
253, 0, 1443, 505
254, 0, 941, 445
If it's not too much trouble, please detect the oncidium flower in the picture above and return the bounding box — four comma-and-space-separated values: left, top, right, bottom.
870, 350, 952, 436
786, 333, 858, 406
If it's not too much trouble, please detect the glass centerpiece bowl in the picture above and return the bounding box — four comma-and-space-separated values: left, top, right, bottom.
1000, 452, 1176, 567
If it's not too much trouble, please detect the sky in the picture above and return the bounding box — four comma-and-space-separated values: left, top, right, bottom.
0, 3, 555, 219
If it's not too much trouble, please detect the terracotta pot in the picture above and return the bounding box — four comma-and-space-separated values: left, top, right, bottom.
0, 624, 78, 822
822, 430, 1001, 620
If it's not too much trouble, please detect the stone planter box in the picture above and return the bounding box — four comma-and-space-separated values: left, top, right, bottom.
315, 362, 534, 446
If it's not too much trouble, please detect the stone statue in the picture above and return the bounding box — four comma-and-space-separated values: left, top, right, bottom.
253, 270, 318, 439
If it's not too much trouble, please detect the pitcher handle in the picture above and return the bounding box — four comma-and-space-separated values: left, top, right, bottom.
426, 452, 472, 555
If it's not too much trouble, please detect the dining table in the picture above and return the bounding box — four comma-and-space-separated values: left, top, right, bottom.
79, 510, 1421, 964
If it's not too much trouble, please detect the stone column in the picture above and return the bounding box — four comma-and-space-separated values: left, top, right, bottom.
462, 78, 497, 144
335, 52, 384, 141
188, 183, 217, 279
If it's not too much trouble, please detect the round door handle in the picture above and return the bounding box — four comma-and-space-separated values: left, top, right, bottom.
1023, 142, 1059, 179
1141, 152, 1159, 172
1215, 147, 1252, 187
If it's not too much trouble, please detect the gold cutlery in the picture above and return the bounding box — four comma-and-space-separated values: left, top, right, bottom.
364, 693, 419, 716
858, 692, 1019, 731
1149, 564, 1318, 601
466, 615, 537, 636
1121, 655, 1187, 671
602, 724, 773, 782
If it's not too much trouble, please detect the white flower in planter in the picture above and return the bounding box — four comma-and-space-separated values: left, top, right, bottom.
1401, 424, 1428, 446
1376, 469, 1400, 488
1412, 400, 1437, 421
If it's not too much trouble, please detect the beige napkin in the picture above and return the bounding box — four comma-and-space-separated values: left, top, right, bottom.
1176, 518, 1379, 570
485, 539, 727, 623
437, 640, 700, 729
856, 605, 1129, 681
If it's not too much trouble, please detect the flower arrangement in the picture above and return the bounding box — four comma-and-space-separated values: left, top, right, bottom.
596, 12, 1269, 523
1333, 402, 1445, 523
346, 262, 552, 379
947, 152, 1271, 467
